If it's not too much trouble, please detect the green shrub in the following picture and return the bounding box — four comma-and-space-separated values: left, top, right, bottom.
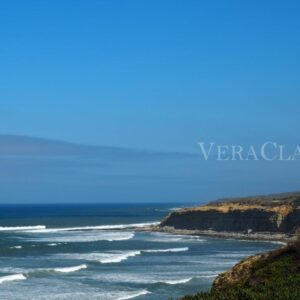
181, 251, 300, 300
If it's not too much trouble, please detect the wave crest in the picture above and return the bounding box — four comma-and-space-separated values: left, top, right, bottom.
23, 222, 159, 233
56, 251, 141, 264
163, 277, 192, 285
9, 245, 22, 249
99, 251, 141, 264
144, 247, 188, 253
0, 225, 46, 232
52, 264, 87, 273
25, 232, 135, 243
116, 290, 150, 300
0, 274, 26, 284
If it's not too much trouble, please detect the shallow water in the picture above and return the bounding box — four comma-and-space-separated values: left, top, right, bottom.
0, 204, 278, 300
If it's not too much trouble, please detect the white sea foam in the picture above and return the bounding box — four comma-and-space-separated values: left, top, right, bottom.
199, 274, 219, 278
106, 232, 135, 242
163, 277, 192, 284
0, 225, 46, 232
269, 241, 287, 245
52, 264, 87, 273
54, 247, 184, 265
116, 290, 150, 300
56, 251, 141, 264
159, 274, 217, 285
143, 247, 189, 253
98, 251, 141, 264
23, 222, 159, 233
148, 232, 206, 243
169, 207, 183, 211
9, 245, 22, 249
26, 231, 135, 243
0, 274, 26, 284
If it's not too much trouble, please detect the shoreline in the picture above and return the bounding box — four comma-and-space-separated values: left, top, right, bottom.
135, 225, 294, 244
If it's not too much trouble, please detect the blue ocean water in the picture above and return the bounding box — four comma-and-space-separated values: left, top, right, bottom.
0, 204, 279, 300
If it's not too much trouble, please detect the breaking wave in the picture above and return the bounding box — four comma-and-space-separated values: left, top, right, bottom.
52, 264, 87, 273
269, 241, 287, 245
9, 246, 22, 249
116, 290, 150, 300
148, 232, 206, 243
143, 247, 188, 253
0, 274, 26, 284
55, 251, 141, 264
0, 225, 46, 232
23, 222, 159, 233
26, 231, 135, 243
98, 251, 141, 264
163, 277, 192, 285
54, 247, 188, 265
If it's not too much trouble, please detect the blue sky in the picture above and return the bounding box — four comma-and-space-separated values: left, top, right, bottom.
0, 1, 299, 203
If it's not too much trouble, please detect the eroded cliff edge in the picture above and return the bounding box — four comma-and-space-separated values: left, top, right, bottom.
159, 192, 300, 235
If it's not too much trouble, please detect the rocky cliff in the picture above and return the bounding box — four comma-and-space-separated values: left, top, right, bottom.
160, 192, 300, 233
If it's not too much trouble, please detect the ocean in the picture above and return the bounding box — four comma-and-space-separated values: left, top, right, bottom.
0, 204, 279, 300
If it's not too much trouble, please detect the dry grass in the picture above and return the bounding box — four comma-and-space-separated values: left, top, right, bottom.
183, 203, 294, 216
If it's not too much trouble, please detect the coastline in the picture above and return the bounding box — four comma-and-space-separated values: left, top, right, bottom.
135, 225, 294, 244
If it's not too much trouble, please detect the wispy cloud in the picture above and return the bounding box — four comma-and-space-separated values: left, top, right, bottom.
0, 135, 197, 160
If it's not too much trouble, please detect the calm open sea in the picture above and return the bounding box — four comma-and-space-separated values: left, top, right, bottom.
0, 204, 278, 300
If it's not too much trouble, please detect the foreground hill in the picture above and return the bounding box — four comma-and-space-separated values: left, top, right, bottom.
182, 243, 300, 300
160, 192, 300, 234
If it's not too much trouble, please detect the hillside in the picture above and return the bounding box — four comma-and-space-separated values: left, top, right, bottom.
182, 244, 300, 300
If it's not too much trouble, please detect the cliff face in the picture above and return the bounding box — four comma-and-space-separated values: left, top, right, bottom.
161, 193, 300, 233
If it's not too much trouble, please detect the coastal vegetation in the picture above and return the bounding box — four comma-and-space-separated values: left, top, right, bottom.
181, 233, 300, 300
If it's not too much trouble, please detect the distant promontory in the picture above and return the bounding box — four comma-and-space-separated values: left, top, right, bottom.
156, 192, 300, 241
